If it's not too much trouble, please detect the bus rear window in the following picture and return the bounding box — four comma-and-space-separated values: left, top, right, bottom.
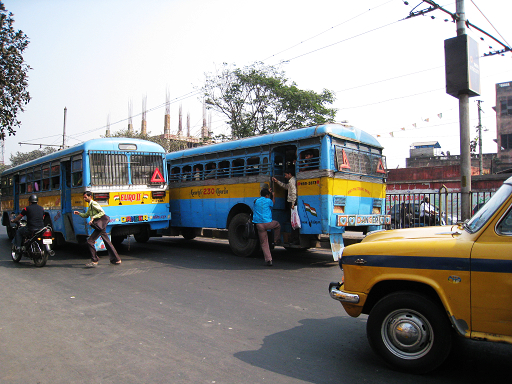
131, 154, 165, 185
90, 152, 129, 186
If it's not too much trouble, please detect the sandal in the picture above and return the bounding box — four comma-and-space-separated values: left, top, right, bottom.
111, 260, 122, 265
85, 262, 98, 267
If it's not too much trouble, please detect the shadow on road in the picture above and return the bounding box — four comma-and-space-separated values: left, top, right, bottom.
112, 236, 339, 271
234, 316, 511, 384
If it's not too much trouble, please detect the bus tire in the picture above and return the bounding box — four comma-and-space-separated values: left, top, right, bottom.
181, 228, 197, 240
112, 236, 125, 247
134, 232, 150, 243
228, 213, 259, 257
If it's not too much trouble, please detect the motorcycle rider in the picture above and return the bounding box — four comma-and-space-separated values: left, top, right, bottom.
11, 194, 45, 252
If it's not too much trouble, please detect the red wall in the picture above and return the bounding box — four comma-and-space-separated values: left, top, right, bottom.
387, 165, 507, 192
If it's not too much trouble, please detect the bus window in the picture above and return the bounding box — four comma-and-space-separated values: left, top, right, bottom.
193, 164, 203, 180
19, 172, 26, 194
27, 170, 34, 193
232, 159, 245, 177
218, 160, 230, 178
299, 149, 319, 171
170, 166, 181, 182
131, 154, 165, 185
261, 157, 269, 174
1, 176, 10, 196
205, 162, 217, 179
50, 163, 60, 189
33, 166, 42, 192
42, 164, 50, 191
182, 165, 192, 181
72, 156, 83, 187
89, 152, 129, 186
247, 157, 260, 175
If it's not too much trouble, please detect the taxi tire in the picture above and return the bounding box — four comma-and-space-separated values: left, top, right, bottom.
366, 291, 452, 374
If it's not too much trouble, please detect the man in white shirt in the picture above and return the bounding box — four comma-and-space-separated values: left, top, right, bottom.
420, 197, 436, 226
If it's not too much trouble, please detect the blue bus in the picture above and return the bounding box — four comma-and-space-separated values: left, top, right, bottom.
163, 123, 390, 258
1, 138, 170, 250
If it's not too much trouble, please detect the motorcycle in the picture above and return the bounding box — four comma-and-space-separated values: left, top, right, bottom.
10, 221, 54, 267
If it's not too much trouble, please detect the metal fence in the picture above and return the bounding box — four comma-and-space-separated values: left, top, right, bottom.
385, 191, 495, 229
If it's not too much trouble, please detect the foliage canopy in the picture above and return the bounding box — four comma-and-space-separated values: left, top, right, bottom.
9, 146, 56, 167
0, 1, 31, 138
202, 62, 336, 139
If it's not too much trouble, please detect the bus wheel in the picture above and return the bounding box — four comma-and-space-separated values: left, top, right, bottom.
112, 236, 125, 247
181, 228, 197, 240
228, 213, 259, 257
134, 232, 150, 243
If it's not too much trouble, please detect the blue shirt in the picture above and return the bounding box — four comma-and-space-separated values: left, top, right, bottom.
253, 197, 273, 224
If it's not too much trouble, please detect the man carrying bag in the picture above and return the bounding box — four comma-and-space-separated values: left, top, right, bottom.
74, 191, 121, 267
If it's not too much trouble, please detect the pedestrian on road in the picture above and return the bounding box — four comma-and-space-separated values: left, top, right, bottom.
253, 188, 281, 266
73, 191, 121, 267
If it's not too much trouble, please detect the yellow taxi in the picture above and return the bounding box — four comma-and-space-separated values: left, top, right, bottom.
329, 176, 512, 373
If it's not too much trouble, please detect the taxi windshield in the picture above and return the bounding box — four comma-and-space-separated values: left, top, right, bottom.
465, 183, 512, 233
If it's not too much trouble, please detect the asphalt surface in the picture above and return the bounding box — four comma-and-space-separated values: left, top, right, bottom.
0, 233, 509, 384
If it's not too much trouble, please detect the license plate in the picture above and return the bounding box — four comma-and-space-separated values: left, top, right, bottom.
43, 239, 52, 244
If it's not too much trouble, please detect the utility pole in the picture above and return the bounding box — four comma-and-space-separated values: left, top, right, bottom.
476, 100, 483, 175
456, 0, 472, 221
62, 107, 67, 149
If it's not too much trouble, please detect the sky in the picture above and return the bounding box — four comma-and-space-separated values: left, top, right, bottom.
3, 0, 512, 168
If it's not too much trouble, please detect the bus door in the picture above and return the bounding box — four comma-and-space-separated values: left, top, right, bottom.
271, 145, 297, 225
60, 159, 76, 241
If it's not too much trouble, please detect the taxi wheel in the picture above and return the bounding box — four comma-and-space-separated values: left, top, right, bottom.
367, 291, 452, 374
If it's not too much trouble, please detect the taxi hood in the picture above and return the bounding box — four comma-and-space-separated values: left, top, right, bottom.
362, 225, 460, 243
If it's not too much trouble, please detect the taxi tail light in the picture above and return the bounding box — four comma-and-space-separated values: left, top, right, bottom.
94, 193, 110, 201
152, 191, 166, 199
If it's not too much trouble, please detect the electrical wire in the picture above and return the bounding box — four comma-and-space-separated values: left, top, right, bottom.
336, 66, 444, 92
470, 0, 510, 47
277, 18, 405, 64
262, 0, 395, 62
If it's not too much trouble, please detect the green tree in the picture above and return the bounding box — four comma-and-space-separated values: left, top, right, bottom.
202, 62, 336, 138
9, 147, 56, 167
0, 1, 31, 137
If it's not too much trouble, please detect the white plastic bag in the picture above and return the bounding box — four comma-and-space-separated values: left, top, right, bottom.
291, 206, 301, 229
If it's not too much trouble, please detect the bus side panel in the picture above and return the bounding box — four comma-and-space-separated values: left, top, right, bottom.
297, 176, 323, 234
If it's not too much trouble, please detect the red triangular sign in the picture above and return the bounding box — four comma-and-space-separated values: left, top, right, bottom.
151, 168, 165, 183
339, 149, 350, 170
376, 159, 386, 174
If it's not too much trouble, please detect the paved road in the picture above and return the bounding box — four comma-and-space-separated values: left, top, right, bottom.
0, 234, 509, 383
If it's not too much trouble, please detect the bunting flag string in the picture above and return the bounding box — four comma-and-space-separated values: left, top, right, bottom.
370, 107, 452, 139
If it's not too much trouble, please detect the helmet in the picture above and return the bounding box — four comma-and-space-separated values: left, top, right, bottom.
29, 194, 38, 203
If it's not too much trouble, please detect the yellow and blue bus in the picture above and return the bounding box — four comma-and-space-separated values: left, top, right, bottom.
163, 123, 390, 257
1, 138, 170, 250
